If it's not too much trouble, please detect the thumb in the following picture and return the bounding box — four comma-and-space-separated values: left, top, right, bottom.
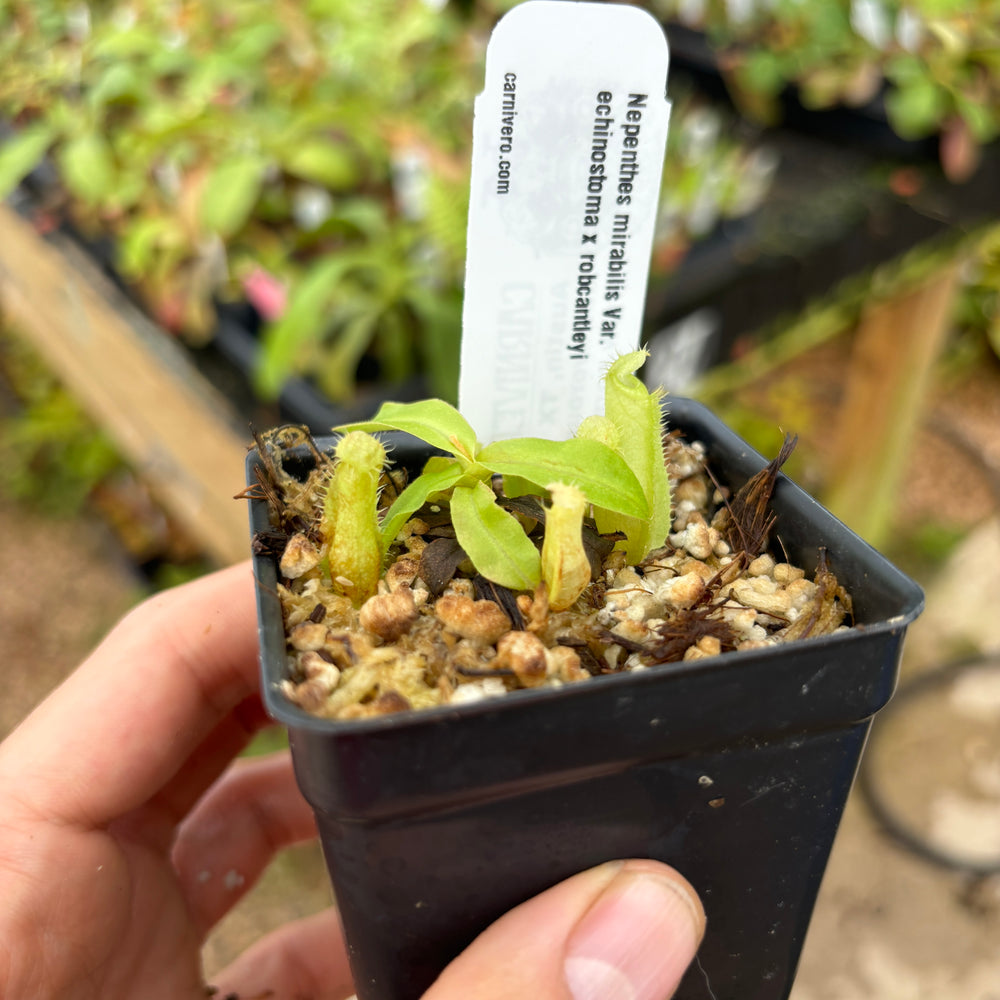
424, 859, 705, 1000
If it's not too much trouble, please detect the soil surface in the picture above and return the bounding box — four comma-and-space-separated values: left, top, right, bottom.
2, 348, 999, 995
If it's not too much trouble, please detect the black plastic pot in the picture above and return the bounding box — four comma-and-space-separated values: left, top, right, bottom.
247, 396, 923, 1000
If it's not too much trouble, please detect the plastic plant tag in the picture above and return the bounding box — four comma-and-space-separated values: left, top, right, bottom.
459, 0, 671, 444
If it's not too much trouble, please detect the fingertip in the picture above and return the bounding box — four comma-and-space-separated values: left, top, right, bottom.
172, 751, 317, 935
425, 859, 704, 1000
565, 860, 705, 1000
209, 908, 353, 1000
616, 859, 706, 939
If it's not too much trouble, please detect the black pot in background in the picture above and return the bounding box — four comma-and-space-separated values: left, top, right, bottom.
247, 397, 924, 1000
212, 302, 429, 433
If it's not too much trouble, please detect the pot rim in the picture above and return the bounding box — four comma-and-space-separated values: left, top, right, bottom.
247, 396, 924, 735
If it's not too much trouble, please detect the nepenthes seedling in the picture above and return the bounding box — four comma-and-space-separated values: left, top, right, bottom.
326, 349, 671, 607
249, 350, 851, 720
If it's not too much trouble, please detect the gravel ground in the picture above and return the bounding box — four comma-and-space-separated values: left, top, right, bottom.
791, 516, 1000, 1000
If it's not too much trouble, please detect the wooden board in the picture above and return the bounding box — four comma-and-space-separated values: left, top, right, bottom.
0, 203, 252, 566
824, 261, 962, 547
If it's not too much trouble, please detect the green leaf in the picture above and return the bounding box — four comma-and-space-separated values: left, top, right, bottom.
379, 459, 464, 552
501, 474, 541, 500
199, 155, 265, 237
739, 51, 786, 97
601, 350, 672, 563
226, 22, 284, 64
117, 215, 184, 277
256, 253, 366, 397
477, 437, 649, 520
952, 93, 997, 143
422, 454, 460, 476
374, 307, 413, 385
885, 78, 949, 138
449, 481, 541, 591
330, 197, 390, 238
88, 63, 144, 113
409, 286, 462, 403
316, 309, 378, 403
337, 399, 478, 461
0, 124, 56, 199
282, 141, 359, 189
58, 133, 116, 205
885, 53, 934, 87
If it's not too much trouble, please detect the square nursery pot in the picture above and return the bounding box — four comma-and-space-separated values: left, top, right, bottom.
247, 396, 924, 1000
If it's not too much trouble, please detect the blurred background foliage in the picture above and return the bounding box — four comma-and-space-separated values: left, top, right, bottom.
0, 324, 122, 514
0, 0, 997, 571
650, 0, 1000, 181
1, 0, 998, 405
0, 0, 478, 403
0, 0, 778, 406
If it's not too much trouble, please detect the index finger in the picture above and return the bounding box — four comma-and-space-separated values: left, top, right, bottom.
0, 562, 262, 828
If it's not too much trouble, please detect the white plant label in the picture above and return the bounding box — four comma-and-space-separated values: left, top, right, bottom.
459, 0, 671, 443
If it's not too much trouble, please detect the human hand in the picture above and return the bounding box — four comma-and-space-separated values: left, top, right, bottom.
0, 563, 704, 1000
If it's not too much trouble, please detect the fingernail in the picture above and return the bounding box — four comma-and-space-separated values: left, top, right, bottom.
564, 867, 704, 1000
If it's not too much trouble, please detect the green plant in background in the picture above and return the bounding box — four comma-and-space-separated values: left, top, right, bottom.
0, 0, 779, 410
256, 195, 466, 403
650, 0, 1000, 180
956, 226, 1000, 361
0, 325, 218, 581
0, 0, 478, 402
331, 351, 670, 605
0, 328, 122, 515
653, 88, 778, 270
